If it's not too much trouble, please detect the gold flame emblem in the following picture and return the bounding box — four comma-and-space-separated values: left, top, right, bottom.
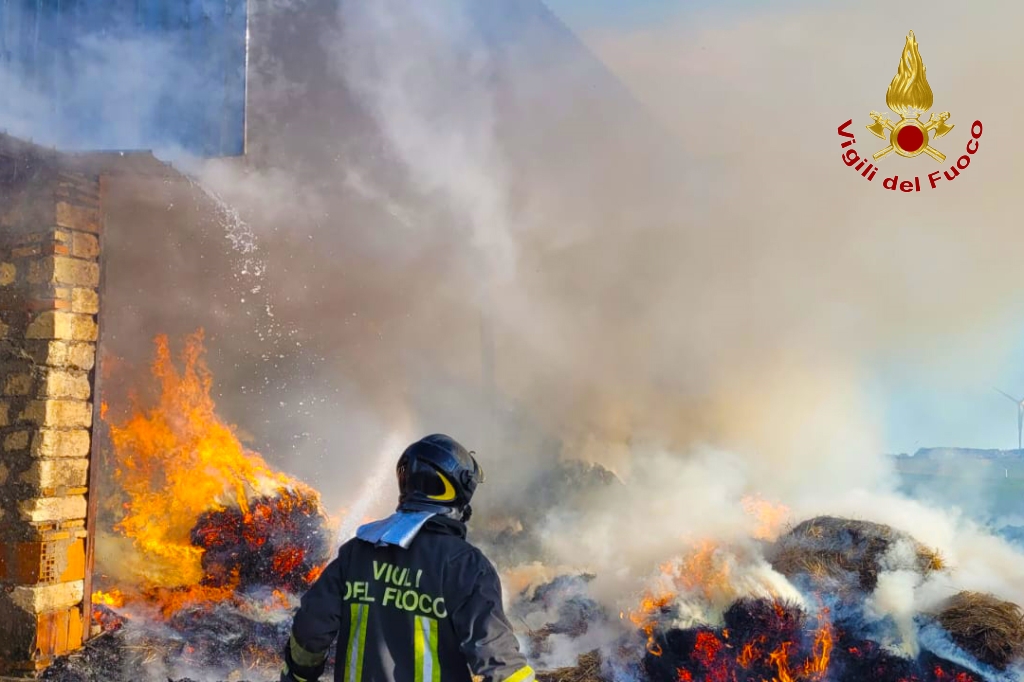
866, 31, 954, 162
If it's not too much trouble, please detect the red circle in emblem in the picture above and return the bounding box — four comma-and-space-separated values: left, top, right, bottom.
896, 125, 925, 152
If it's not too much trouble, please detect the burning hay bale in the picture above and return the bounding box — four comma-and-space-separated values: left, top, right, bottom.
191, 489, 332, 592
934, 591, 1024, 671
767, 516, 944, 593
722, 597, 805, 644
643, 599, 813, 682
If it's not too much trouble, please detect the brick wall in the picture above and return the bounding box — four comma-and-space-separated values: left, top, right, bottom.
0, 139, 101, 675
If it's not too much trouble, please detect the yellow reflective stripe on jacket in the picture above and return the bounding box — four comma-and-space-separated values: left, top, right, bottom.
413, 615, 440, 682
344, 603, 370, 682
504, 665, 536, 682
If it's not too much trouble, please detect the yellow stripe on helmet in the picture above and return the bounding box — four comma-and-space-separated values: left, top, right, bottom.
426, 472, 457, 502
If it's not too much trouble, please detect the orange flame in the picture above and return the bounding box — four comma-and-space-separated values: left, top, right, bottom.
92, 589, 125, 609
741, 495, 791, 541
104, 330, 321, 593
628, 591, 674, 656
803, 613, 834, 678
675, 541, 732, 601
738, 637, 764, 668
768, 640, 797, 682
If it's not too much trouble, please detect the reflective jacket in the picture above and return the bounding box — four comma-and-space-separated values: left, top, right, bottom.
285, 515, 535, 682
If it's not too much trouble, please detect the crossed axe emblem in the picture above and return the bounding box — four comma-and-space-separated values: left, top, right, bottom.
866, 111, 954, 162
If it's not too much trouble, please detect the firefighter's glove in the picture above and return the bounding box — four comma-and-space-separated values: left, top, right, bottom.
281, 634, 327, 682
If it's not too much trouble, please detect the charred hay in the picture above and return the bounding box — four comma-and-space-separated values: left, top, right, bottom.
42, 602, 315, 682
934, 591, 1024, 671
767, 516, 943, 594
536, 650, 605, 682
190, 490, 332, 592
643, 599, 807, 682
509, 575, 608, 660
641, 597, 985, 682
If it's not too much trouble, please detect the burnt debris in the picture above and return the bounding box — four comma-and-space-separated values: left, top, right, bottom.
190, 489, 332, 593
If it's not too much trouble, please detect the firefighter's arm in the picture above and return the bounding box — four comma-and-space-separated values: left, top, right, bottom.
282, 552, 346, 682
446, 550, 535, 682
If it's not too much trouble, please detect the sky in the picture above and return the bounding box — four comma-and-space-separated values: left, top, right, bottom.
542, 0, 1024, 455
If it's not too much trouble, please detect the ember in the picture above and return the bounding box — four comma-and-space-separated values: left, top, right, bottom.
191, 489, 331, 593
639, 597, 983, 682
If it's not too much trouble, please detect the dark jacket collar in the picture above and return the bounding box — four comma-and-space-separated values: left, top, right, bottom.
422, 514, 467, 539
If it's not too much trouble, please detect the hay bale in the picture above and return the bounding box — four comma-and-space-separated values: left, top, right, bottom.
767, 516, 943, 593
509, 574, 606, 658
536, 650, 604, 682
935, 591, 1024, 670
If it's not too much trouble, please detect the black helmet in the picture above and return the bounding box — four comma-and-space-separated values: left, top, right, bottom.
397, 434, 484, 519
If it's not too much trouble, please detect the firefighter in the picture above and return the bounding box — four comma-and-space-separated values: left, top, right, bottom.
281, 434, 535, 682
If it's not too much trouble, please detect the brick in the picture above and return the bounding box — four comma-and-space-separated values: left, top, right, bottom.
30, 429, 90, 458
0, 261, 14, 286
12, 244, 42, 258
57, 172, 100, 198
4, 430, 30, 451
0, 463, 8, 485
20, 400, 92, 428
0, 400, 9, 427
2, 539, 88, 585
36, 530, 72, 542
17, 496, 87, 524
0, 540, 77, 583
55, 201, 100, 234
31, 606, 84, 658
61, 540, 85, 583
23, 341, 95, 370
70, 288, 98, 315
39, 370, 91, 400
23, 341, 64, 366
27, 256, 99, 288
9, 580, 84, 613
20, 459, 89, 490
26, 311, 97, 341
3, 373, 32, 396
36, 608, 69, 658
70, 233, 99, 259
66, 343, 95, 370
67, 606, 84, 652
26, 297, 72, 312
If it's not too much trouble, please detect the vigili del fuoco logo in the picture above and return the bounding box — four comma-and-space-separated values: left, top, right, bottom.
838, 30, 982, 192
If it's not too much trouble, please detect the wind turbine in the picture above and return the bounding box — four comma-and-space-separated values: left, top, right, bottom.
995, 388, 1024, 452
